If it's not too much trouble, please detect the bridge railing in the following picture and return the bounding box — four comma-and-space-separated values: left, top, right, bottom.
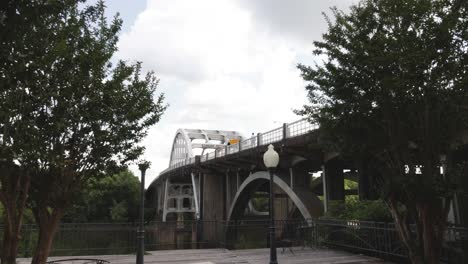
227, 144, 239, 154
287, 118, 317, 137
167, 118, 318, 171
240, 137, 256, 150
217, 148, 226, 158
260, 127, 283, 145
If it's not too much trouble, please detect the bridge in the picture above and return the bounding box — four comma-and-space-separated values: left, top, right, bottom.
146, 118, 468, 238
147, 119, 381, 223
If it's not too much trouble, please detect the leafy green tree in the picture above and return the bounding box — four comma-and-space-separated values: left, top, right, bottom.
0, 0, 63, 261
1, 0, 166, 262
324, 198, 392, 222
62, 170, 140, 223
110, 201, 129, 222
344, 179, 357, 190
297, 0, 467, 263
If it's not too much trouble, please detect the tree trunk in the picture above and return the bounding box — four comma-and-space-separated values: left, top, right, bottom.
1, 223, 21, 264
419, 202, 447, 264
0, 163, 30, 264
31, 208, 64, 264
387, 198, 424, 264
389, 196, 449, 264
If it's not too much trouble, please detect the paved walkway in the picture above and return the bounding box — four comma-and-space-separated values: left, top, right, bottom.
18, 248, 391, 264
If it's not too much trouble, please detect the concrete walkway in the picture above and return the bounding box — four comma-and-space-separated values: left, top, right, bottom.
18, 248, 392, 264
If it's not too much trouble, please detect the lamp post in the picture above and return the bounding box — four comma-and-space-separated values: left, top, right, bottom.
263, 144, 279, 264
137, 161, 150, 264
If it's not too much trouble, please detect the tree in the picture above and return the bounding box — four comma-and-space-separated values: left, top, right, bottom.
0, 0, 65, 262
1, 0, 166, 263
62, 170, 140, 223
0, 162, 29, 264
297, 0, 467, 263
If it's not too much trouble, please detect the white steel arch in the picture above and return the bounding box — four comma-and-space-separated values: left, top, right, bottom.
168, 128, 242, 167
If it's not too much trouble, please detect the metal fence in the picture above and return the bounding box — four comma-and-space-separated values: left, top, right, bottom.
7, 219, 468, 263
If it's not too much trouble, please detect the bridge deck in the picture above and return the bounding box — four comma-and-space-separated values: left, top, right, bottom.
19, 248, 392, 264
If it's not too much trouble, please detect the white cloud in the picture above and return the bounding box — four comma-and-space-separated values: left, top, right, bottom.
118, 0, 357, 186
236, 0, 357, 45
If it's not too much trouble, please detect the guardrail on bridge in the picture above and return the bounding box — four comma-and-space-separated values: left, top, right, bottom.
163, 118, 318, 173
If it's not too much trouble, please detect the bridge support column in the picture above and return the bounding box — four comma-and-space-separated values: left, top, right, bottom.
273, 186, 290, 222
289, 167, 311, 191
202, 173, 225, 242
324, 158, 345, 201
197, 173, 204, 247
202, 173, 225, 220
226, 171, 231, 216
162, 179, 169, 222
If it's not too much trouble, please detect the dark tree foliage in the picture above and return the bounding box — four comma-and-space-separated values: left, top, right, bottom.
62, 170, 140, 223
0, 0, 63, 262
0, 0, 166, 263
297, 0, 467, 263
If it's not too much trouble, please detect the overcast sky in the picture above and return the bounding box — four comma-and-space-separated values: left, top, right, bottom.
103, 0, 358, 186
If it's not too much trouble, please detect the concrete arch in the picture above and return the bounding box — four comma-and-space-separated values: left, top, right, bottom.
227, 171, 323, 222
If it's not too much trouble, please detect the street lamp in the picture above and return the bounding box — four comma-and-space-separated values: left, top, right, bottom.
263, 144, 279, 264
137, 161, 150, 264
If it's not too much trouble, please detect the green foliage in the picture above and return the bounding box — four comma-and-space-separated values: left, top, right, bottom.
62, 170, 140, 223
2, 0, 166, 210
324, 196, 392, 222
344, 179, 357, 190
251, 194, 269, 212
298, 0, 468, 167
298, 0, 467, 262
1, 0, 166, 260
110, 202, 129, 222
22, 208, 35, 225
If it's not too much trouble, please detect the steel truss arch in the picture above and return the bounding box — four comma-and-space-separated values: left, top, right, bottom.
168, 128, 242, 167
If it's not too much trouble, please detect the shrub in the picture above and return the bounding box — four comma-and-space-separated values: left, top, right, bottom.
323, 196, 392, 222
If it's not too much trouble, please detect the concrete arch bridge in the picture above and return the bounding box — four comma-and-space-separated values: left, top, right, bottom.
146, 119, 376, 224
146, 119, 468, 232
146, 118, 468, 244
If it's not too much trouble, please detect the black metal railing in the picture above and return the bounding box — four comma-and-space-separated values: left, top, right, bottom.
5, 219, 468, 263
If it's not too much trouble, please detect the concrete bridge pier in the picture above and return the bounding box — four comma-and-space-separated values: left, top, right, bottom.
200, 172, 225, 243
324, 158, 345, 202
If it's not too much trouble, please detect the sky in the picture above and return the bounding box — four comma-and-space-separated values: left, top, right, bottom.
102, 0, 358, 186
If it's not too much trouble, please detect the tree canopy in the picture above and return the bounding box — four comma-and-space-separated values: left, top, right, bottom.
1, 0, 167, 262
298, 0, 467, 263
62, 170, 141, 223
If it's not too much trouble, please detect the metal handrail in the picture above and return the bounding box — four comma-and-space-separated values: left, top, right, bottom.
207, 151, 215, 160
240, 136, 256, 150
259, 127, 282, 146
161, 118, 317, 174
227, 144, 238, 154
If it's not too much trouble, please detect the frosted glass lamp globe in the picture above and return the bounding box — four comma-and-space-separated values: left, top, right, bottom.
263, 144, 279, 168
